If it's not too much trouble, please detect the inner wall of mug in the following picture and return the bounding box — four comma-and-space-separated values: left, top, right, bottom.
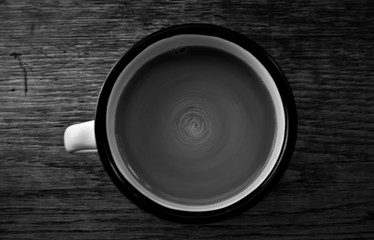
106, 35, 286, 212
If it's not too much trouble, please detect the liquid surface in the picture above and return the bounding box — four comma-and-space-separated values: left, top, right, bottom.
115, 46, 276, 206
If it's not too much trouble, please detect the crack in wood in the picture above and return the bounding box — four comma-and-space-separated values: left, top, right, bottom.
10, 52, 28, 96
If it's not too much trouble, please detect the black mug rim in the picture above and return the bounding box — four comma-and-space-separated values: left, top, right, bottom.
95, 23, 297, 223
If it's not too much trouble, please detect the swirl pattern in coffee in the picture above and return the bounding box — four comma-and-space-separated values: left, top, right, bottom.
169, 101, 215, 152
115, 46, 277, 206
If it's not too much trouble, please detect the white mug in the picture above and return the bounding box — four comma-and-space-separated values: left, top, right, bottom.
64, 24, 297, 223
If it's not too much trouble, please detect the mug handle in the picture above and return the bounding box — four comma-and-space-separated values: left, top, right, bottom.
64, 120, 97, 153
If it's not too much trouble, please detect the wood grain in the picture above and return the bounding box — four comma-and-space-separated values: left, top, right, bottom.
1, 0, 373, 239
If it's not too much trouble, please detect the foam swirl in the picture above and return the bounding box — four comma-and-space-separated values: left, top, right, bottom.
168, 98, 218, 153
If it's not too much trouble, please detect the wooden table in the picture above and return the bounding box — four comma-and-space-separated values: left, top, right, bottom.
1, 1, 373, 239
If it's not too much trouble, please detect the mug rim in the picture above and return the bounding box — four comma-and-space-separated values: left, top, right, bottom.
95, 23, 297, 223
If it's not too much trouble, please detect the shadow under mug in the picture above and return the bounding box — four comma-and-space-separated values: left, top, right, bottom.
64, 24, 297, 223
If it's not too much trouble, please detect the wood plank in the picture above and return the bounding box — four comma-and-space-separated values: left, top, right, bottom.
1, 0, 373, 239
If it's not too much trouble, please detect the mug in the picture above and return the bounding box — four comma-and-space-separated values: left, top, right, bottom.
64, 24, 297, 223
